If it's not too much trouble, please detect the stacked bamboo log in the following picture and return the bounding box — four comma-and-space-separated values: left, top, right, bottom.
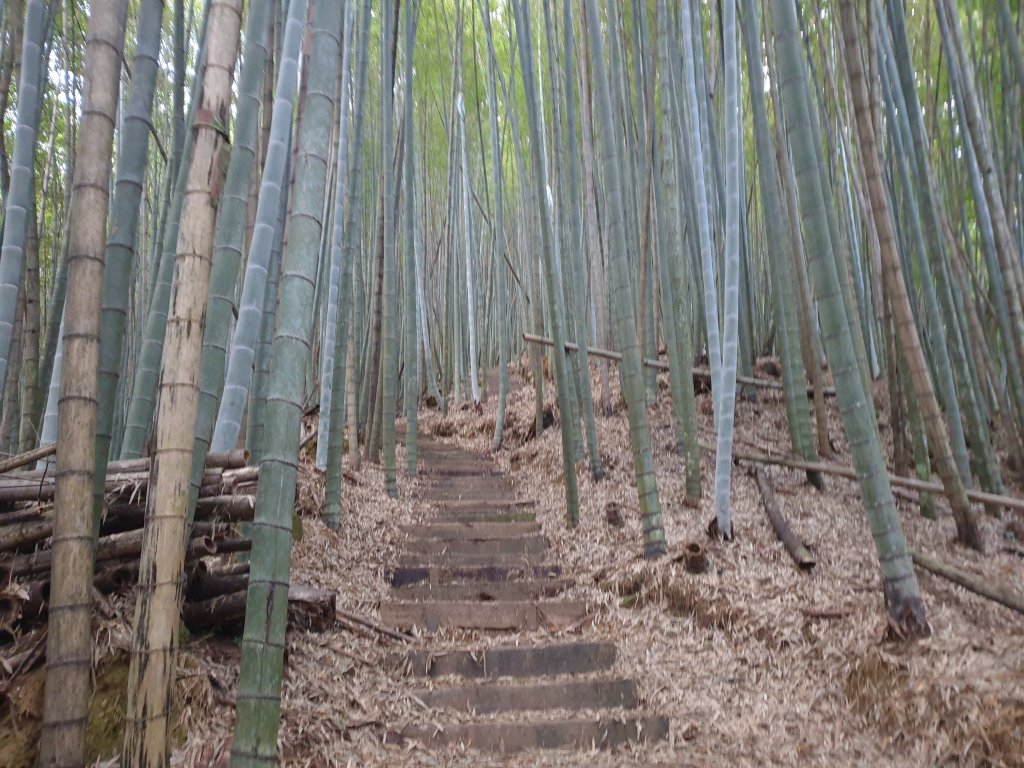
0, 447, 335, 641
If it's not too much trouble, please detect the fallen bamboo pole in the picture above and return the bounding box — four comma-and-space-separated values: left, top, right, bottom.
0, 467, 224, 505
523, 333, 836, 397
104, 494, 257, 530
751, 467, 816, 570
0, 445, 56, 474
706, 443, 1024, 515
1, 448, 247, 482
181, 584, 336, 632
5, 528, 218, 578
909, 548, 1024, 615
0, 495, 256, 554
337, 607, 413, 643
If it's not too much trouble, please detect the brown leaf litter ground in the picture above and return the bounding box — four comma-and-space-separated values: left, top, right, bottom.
171, 361, 1021, 767
7, 360, 1021, 767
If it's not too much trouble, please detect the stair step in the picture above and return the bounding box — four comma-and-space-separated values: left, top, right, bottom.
398, 553, 548, 568
429, 511, 538, 524
424, 468, 505, 478
396, 717, 670, 752
390, 564, 562, 587
424, 477, 511, 489
428, 498, 536, 511
380, 600, 589, 632
419, 491, 520, 504
401, 522, 542, 540
391, 579, 570, 602
403, 536, 548, 556
416, 678, 638, 714
403, 641, 617, 679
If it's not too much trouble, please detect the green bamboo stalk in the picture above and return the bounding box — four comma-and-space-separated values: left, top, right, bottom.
769, 0, 927, 636
94, 0, 166, 508
247, 175, 287, 465
211, 0, 306, 454
679, 0, 723, 422
739, 0, 819, 482
479, 0, 510, 451
232, 1, 342, 761
0, 0, 46, 396
401, 1, 420, 477
325, 0, 374, 527
559, 0, 602, 479
711, 0, 743, 540
512, 0, 580, 527
656, 0, 701, 502
381, 0, 399, 496
120, 5, 211, 459
188, 0, 271, 486
316, 0, 356, 471
580, 0, 664, 556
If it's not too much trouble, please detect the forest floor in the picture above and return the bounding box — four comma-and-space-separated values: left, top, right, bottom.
7, 359, 1019, 767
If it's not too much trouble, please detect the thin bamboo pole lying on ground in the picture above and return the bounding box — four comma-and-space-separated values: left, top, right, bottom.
719, 445, 1024, 514
523, 333, 837, 397
721, 446, 1024, 613
909, 548, 1024, 615
751, 466, 816, 569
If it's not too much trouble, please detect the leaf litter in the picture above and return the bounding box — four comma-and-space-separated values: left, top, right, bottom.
121, 361, 1023, 766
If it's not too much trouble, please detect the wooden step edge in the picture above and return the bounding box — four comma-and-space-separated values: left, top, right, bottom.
394, 641, 616, 679
389, 578, 571, 602
400, 522, 542, 540
379, 600, 591, 632
389, 564, 564, 587
414, 677, 640, 714
390, 716, 670, 752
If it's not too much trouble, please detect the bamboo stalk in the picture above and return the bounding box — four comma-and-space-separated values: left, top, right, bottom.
523, 333, 836, 397
182, 584, 336, 632
909, 548, 1024, 615
1, 463, 253, 507
721, 444, 1024, 514
3, 448, 247, 482
186, 565, 249, 601
751, 467, 816, 570
0, 444, 55, 474
105, 495, 257, 529
0, 468, 223, 504
0, 496, 254, 551
5, 528, 218, 578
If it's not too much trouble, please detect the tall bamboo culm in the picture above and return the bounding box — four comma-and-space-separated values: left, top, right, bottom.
39, 2, 128, 764
122, 2, 242, 765
232, 0, 343, 761
580, 0, 665, 556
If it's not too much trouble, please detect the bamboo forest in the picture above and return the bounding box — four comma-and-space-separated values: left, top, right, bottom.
0, 0, 1022, 764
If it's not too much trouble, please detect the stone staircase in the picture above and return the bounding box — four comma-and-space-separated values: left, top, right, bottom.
382, 435, 669, 754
